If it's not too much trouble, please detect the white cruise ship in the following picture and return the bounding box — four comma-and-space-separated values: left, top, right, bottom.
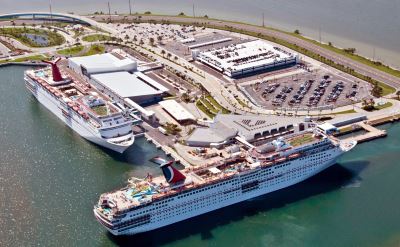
24, 58, 134, 153
94, 129, 356, 235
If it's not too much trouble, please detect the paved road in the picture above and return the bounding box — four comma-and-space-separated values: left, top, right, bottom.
93, 15, 400, 90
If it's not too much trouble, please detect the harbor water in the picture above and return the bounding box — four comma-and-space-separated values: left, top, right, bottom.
1, 0, 400, 68
2, 65, 400, 246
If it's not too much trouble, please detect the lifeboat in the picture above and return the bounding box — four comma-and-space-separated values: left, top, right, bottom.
275, 157, 287, 163
73, 106, 79, 112
289, 153, 300, 159
78, 110, 85, 116
55, 92, 62, 97
67, 102, 74, 108
49, 88, 55, 94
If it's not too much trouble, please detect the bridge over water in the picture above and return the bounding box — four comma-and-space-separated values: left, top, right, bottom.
0, 12, 116, 33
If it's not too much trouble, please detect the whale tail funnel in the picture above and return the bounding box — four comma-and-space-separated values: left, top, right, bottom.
42, 58, 63, 82
150, 156, 186, 184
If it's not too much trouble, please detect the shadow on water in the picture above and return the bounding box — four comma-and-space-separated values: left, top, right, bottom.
107, 160, 369, 246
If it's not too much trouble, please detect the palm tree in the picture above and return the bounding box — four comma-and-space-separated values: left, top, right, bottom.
161, 49, 166, 57
396, 90, 400, 100
149, 37, 155, 45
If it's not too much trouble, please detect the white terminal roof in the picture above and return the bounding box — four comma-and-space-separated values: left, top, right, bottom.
91, 71, 167, 98
198, 40, 295, 72
159, 100, 195, 121
69, 53, 137, 74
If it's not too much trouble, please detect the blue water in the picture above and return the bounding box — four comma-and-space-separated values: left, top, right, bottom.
22, 33, 49, 46
2, 65, 400, 246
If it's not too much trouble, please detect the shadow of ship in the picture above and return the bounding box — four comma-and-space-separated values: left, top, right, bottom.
107, 160, 368, 246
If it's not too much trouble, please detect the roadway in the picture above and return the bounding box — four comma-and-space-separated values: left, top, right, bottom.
92, 15, 400, 90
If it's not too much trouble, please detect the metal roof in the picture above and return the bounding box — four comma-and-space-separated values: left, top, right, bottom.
214, 114, 304, 140
69, 53, 137, 73
91, 72, 162, 98
187, 122, 238, 144
159, 100, 195, 121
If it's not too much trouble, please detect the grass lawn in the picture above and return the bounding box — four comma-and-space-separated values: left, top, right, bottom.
289, 33, 400, 79
0, 27, 65, 47
91, 105, 108, 116
82, 34, 112, 42
83, 44, 105, 56
289, 133, 314, 147
12, 54, 47, 62
374, 102, 393, 110
196, 100, 215, 118
201, 98, 219, 113
205, 95, 231, 114
235, 96, 250, 109
333, 109, 357, 115
57, 45, 84, 56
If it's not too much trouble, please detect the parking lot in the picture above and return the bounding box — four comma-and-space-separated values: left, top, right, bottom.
243, 69, 370, 109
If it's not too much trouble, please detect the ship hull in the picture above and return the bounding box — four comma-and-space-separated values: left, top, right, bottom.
24, 76, 133, 153
96, 145, 347, 235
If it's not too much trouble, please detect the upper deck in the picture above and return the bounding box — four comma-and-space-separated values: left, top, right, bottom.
96, 130, 334, 218
25, 60, 123, 123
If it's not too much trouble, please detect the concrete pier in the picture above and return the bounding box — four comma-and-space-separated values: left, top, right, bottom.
341, 122, 387, 143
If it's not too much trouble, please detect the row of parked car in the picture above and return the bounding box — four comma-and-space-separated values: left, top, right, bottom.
289, 80, 314, 106
272, 86, 294, 106
325, 81, 345, 103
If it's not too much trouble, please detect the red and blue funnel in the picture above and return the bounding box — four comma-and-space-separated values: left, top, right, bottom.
150, 156, 186, 184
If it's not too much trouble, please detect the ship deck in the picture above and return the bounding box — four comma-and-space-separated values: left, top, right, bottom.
26, 60, 120, 119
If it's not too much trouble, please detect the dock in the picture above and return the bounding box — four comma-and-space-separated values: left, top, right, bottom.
338, 113, 400, 143
341, 122, 387, 143
144, 132, 192, 168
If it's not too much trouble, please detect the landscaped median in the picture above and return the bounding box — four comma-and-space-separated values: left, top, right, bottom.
0, 54, 49, 64
82, 34, 112, 42
196, 95, 231, 118
57, 45, 84, 56
0, 27, 65, 47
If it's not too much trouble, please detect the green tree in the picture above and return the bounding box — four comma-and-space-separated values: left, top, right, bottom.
294, 29, 300, 35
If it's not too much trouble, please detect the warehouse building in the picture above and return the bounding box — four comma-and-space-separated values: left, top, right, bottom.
91, 71, 169, 105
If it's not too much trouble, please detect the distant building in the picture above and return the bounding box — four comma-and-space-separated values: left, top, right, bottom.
195, 40, 299, 78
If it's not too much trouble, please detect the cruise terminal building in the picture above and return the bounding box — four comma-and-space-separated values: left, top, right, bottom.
195, 40, 299, 78
68, 52, 168, 105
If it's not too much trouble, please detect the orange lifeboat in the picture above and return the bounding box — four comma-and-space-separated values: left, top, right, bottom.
73, 106, 79, 112
67, 102, 74, 108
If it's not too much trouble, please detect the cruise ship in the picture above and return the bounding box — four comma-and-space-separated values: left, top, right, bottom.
94, 129, 356, 235
24, 58, 134, 153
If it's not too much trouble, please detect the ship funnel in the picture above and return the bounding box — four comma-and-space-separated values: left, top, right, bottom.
42, 58, 63, 82
150, 156, 186, 184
